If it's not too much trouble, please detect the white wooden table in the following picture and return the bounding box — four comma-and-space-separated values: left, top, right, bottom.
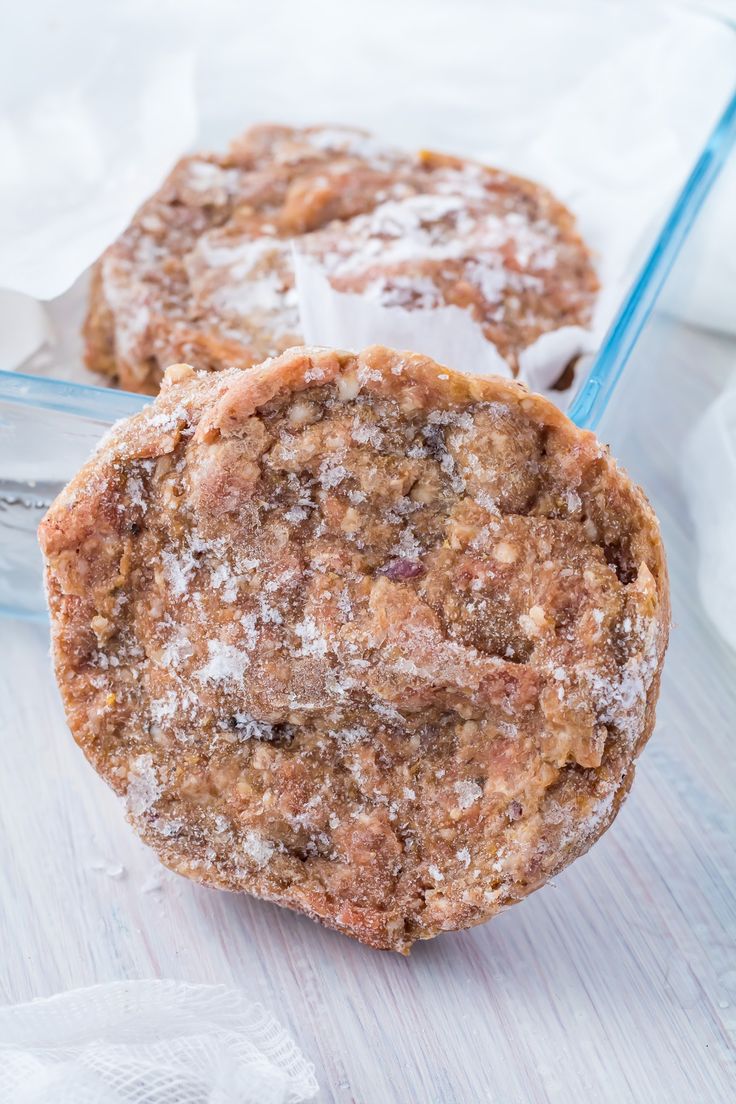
1, 313, 735, 1103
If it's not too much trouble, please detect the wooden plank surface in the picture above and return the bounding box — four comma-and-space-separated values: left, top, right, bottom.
1, 315, 734, 1103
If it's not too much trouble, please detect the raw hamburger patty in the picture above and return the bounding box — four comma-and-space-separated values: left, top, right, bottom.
84, 124, 598, 394
40, 346, 668, 953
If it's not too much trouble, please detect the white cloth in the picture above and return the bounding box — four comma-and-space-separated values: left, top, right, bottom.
683, 378, 736, 652
0, 981, 318, 1104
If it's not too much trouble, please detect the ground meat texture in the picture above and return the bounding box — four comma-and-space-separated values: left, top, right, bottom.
84, 124, 598, 394
39, 346, 669, 953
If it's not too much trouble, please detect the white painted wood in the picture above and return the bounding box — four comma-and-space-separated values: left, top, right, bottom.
1, 315, 735, 1102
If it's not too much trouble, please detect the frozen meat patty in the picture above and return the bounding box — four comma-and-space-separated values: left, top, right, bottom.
39, 346, 668, 952
84, 124, 598, 394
